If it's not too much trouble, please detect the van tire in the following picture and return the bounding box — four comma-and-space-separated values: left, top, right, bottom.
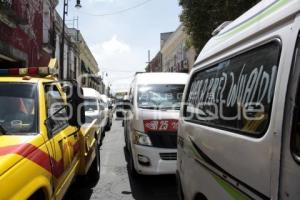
177, 174, 184, 200
105, 124, 111, 132
128, 150, 139, 178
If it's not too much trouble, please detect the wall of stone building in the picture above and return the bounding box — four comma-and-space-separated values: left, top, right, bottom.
186, 47, 197, 72
0, 0, 57, 67
161, 25, 197, 73
149, 52, 162, 72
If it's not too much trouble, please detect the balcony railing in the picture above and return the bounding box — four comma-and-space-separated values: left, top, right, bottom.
0, 0, 28, 27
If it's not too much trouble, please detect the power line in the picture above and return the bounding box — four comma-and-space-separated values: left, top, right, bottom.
79, 0, 153, 17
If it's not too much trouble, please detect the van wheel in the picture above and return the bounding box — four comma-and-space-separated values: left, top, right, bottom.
105, 125, 111, 131
89, 143, 100, 182
177, 176, 184, 200
128, 151, 139, 177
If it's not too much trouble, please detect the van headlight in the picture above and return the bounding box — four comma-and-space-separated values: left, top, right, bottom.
133, 131, 152, 146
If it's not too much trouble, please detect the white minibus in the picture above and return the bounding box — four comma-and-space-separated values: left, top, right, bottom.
177, 0, 300, 200
83, 87, 104, 145
100, 94, 113, 132
124, 72, 188, 175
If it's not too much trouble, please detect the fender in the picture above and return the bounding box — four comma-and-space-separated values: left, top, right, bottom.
11, 176, 52, 200
78, 120, 98, 175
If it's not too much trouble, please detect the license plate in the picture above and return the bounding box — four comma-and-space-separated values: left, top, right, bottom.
143, 119, 178, 132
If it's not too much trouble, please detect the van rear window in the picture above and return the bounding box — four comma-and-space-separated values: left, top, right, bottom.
184, 41, 281, 136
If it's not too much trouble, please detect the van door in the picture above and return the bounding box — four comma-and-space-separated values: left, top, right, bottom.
279, 32, 300, 199
182, 41, 282, 199
44, 84, 80, 199
99, 99, 105, 130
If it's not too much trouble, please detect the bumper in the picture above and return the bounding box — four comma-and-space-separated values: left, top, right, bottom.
132, 144, 177, 175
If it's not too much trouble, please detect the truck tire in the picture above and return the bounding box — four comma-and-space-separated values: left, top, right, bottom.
28, 189, 45, 200
89, 143, 100, 182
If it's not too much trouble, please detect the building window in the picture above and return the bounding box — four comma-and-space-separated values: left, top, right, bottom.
43, 1, 51, 44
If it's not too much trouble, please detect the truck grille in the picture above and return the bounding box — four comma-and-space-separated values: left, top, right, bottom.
160, 153, 177, 160
147, 131, 177, 149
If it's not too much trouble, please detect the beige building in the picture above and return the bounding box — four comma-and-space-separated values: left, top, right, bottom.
161, 25, 197, 73
77, 31, 101, 91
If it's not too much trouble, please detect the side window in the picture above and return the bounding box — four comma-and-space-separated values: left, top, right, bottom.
45, 84, 69, 135
98, 100, 104, 110
129, 88, 134, 105
184, 41, 281, 136
291, 34, 300, 157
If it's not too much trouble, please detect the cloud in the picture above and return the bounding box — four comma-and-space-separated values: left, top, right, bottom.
90, 35, 132, 66
90, 35, 145, 93
102, 35, 131, 55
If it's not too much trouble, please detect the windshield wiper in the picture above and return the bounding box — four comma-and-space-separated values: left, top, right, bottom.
139, 106, 158, 110
0, 124, 7, 135
159, 107, 181, 111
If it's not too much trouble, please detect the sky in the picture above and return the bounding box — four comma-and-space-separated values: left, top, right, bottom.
57, 0, 182, 94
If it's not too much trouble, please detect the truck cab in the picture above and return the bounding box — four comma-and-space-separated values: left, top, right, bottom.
0, 64, 100, 200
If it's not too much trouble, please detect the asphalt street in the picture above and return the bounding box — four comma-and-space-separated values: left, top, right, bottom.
64, 118, 178, 200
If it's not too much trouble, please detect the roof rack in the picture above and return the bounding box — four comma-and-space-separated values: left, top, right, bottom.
135, 72, 145, 76
211, 21, 232, 36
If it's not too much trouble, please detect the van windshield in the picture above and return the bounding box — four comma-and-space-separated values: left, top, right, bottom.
0, 83, 37, 135
84, 98, 98, 112
138, 84, 185, 110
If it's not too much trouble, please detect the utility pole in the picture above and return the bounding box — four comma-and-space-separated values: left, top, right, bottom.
59, 0, 82, 80
146, 50, 151, 72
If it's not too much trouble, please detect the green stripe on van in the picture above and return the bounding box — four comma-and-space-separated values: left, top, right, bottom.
217, 0, 289, 40
212, 174, 249, 200
188, 141, 250, 199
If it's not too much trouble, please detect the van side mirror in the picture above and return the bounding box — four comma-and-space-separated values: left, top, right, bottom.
66, 83, 85, 127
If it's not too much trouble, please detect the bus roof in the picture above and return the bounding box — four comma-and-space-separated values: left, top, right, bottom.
135, 72, 189, 85
83, 87, 101, 98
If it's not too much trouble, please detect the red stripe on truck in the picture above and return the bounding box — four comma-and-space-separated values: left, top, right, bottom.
0, 143, 65, 179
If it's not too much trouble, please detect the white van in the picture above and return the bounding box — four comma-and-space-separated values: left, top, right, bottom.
100, 94, 113, 131
83, 87, 104, 145
177, 0, 300, 200
124, 72, 188, 175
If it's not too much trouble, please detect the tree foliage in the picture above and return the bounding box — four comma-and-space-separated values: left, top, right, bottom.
179, 0, 260, 53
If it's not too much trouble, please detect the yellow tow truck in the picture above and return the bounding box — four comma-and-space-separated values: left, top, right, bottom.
0, 60, 101, 200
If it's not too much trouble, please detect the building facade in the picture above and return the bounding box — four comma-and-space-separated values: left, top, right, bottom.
0, 0, 58, 67
0, 0, 103, 92
146, 25, 197, 73
145, 52, 162, 72
54, 11, 102, 92
161, 25, 197, 73
77, 31, 101, 91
